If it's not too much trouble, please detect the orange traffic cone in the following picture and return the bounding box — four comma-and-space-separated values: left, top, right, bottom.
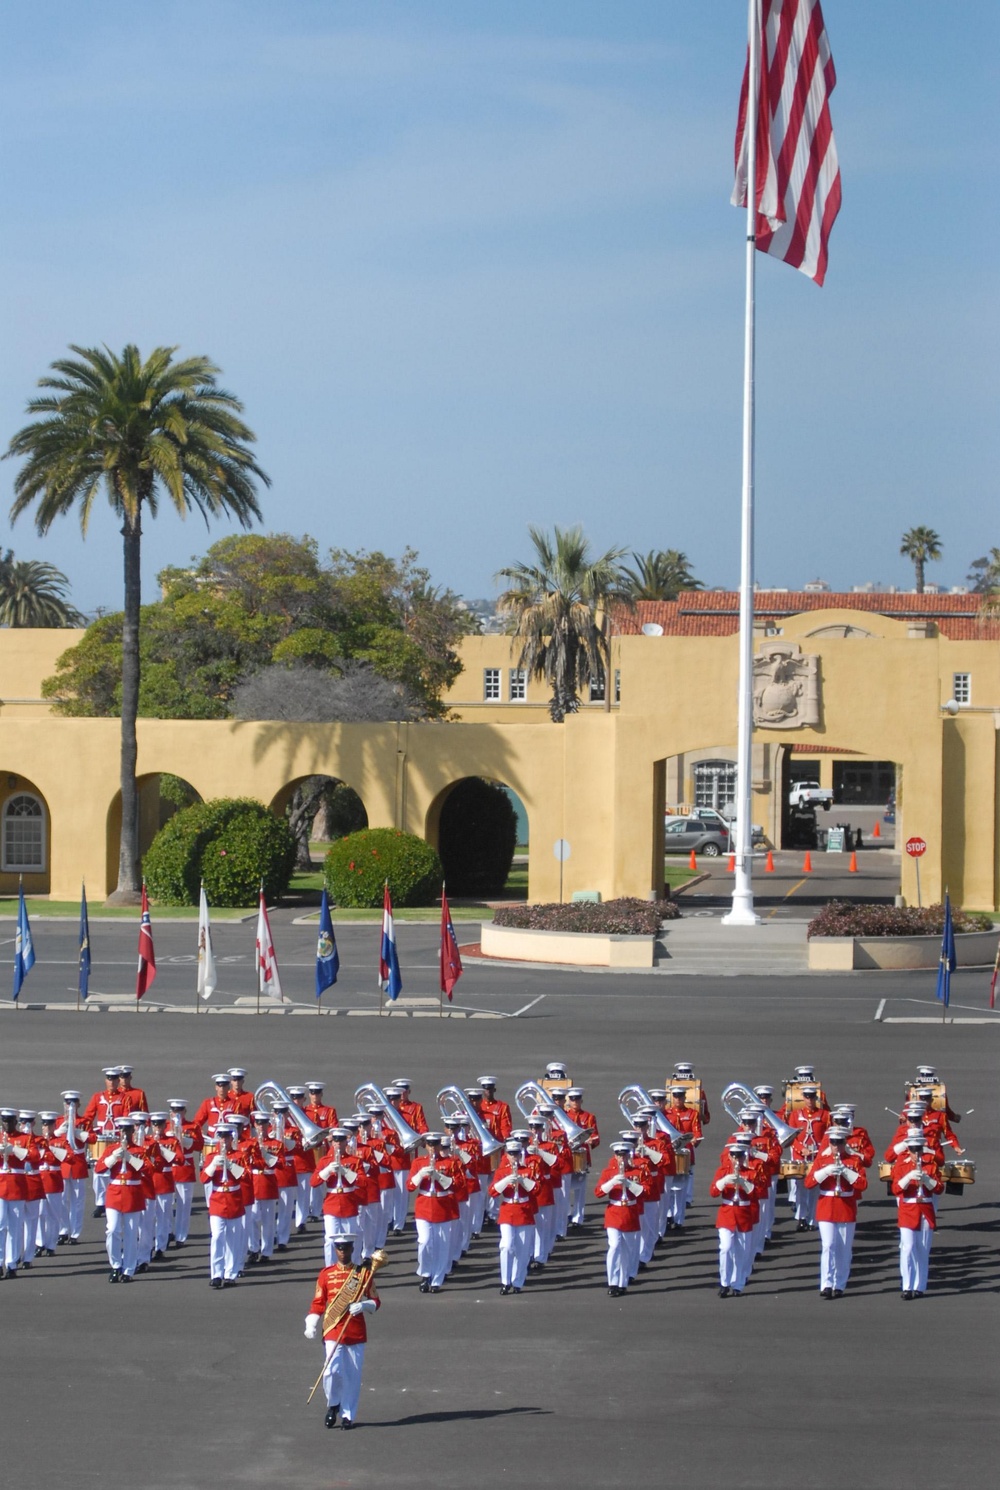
873, 820, 881, 838
688, 850, 698, 871
727, 853, 735, 873
802, 851, 812, 873
765, 850, 775, 873
848, 851, 858, 873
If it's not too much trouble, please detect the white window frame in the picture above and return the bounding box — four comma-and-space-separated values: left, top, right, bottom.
952, 672, 971, 706
483, 668, 502, 702
588, 669, 621, 705
509, 668, 527, 702
2, 792, 47, 873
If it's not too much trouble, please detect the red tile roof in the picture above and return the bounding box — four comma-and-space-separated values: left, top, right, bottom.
614, 592, 1000, 640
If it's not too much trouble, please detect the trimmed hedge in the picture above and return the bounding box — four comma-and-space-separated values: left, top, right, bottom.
493, 897, 679, 935
325, 828, 442, 908
143, 797, 297, 907
438, 779, 518, 897
807, 900, 995, 938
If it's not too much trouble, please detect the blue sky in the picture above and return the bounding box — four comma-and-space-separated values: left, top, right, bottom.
0, 1, 996, 614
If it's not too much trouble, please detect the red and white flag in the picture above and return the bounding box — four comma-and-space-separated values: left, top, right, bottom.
439, 886, 463, 1003
732, 0, 841, 286
136, 883, 157, 1001
256, 888, 283, 1002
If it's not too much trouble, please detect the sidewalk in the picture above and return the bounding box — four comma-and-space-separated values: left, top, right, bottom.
656, 917, 809, 976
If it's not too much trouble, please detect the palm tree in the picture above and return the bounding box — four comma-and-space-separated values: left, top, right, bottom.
5, 344, 268, 902
0, 551, 85, 626
900, 526, 942, 594
496, 525, 631, 721
621, 548, 702, 601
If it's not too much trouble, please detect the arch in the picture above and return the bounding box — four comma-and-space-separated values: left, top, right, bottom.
425, 776, 526, 899
0, 772, 51, 894
267, 775, 369, 872
105, 773, 203, 896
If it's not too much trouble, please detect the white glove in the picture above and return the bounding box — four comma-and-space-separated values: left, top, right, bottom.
348, 1301, 364, 1316
205, 1155, 221, 1177
304, 1314, 320, 1339
894, 1141, 908, 1155
717, 1175, 737, 1190
738, 1177, 755, 1194
493, 1173, 513, 1194
815, 1165, 834, 1183
409, 1165, 430, 1186
432, 1173, 452, 1191
359, 1298, 376, 1313
599, 1178, 617, 1195
841, 1168, 859, 1184
319, 1161, 337, 1181
899, 1170, 919, 1189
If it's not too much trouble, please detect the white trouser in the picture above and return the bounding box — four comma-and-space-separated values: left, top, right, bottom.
718, 1228, 751, 1289
295, 1174, 312, 1228
153, 1194, 174, 1253
22, 1199, 41, 1262
359, 1202, 380, 1260
0, 1197, 24, 1267
899, 1220, 933, 1293
470, 1177, 487, 1235
817, 1220, 855, 1292
322, 1341, 365, 1423
794, 1182, 818, 1225
250, 1198, 276, 1256
323, 1213, 357, 1265
375, 1189, 393, 1249
309, 1174, 326, 1220
275, 1188, 294, 1245
569, 1171, 587, 1224
554, 1176, 570, 1237
93, 1169, 109, 1207
62, 1178, 86, 1239
459, 1198, 474, 1255
173, 1182, 194, 1243
105, 1209, 139, 1276
763, 1178, 777, 1240
414, 1218, 449, 1287
39, 1192, 66, 1251
666, 1175, 689, 1226
605, 1227, 639, 1289
209, 1214, 242, 1280
638, 1203, 658, 1264
685, 1168, 695, 1205
498, 1222, 532, 1287
137, 1203, 154, 1264
533, 1204, 556, 1263
391, 1171, 409, 1229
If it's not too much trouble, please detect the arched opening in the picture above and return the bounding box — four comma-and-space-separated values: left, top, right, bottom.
106, 773, 203, 895
778, 749, 899, 851
268, 776, 368, 872
0, 772, 51, 896
426, 777, 527, 899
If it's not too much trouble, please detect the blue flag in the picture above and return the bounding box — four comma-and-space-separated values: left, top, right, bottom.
379, 883, 402, 1002
79, 883, 91, 1000
13, 880, 35, 1002
315, 888, 340, 999
935, 893, 956, 1008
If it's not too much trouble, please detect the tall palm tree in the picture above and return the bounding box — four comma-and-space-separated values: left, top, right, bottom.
5, 344, 268, 902
900, 526, 942, 594
496, 525, 631, 721
621, 548, 702, 601
0, 551, 84, 627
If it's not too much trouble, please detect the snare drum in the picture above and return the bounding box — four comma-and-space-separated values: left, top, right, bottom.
780, 1160, 808, 1179
878, 1160, 893, 1182
942, 1159, 976, 1184
87, 1138, 114, 1164
673, 1151, 691, 1176
572, 1150, 589, 1174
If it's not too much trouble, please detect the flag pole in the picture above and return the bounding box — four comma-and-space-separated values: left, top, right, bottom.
724, 0, 761, 928
439, 883, 444, 1019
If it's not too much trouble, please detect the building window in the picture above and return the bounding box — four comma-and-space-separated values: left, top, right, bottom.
2, 793, 46, 872
509, 669, 527, 701
483, 668, 502, 701
588, 670, 621, 704
952, 673, 971, 706
694, 761, 736, 814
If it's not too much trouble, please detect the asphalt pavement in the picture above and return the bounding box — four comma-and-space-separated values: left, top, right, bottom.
0, 945, 996, 1490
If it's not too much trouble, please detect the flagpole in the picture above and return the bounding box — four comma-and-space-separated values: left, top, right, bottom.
724, 0, 761, 928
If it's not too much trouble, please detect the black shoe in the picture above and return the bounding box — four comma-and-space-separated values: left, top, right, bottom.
152, 1250, 164, 1262
730, 1289, 742, 1297
831, 1289, 844, 1299
120, 1274, 133, 1283
797, 1220, 809, 1232
296, 1224, 308, 1235
325, 1405, 339, 1428
718, 1286, 731, 1298
210, 1278, 223, 1288
275, 1243, 288, 1252
222, 1279, 236, 1289
58, 1235, 69, 1246
902, 1291, 913, 1300
820, 1287, 833, 1299
21, 1261, 32, 1270
173, 1240, 186, 1249
136, 1263, 149, 1274
418, 1278, 430, 1293
93, 1206, 105, 1219
339, 1420, 354, 1431
512, 1287, 522, 1294
638, 1261, 649, 1271
500, 1285, 511, 1295
913, 1291, 924, 1298
69, 1237, 80, 1246
430, 1285, 441, 1293
109, 1269, 120, 1283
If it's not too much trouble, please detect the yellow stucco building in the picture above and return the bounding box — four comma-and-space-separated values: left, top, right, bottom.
0, 590, 996, 909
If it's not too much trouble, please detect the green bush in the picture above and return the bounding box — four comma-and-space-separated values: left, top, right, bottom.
143, 797, 296, 907
325, 828, 442, 908
438, 778, 518, 897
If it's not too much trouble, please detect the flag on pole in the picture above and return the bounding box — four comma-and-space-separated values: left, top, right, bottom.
197, 883, 217, 1001
935, 893, 956, 1010
379, 883, 402, 1002
439, 886, 463, 1003
732, 0, 842, 286
256, 887, 283, 1002
989, 938, 999, 1011
315, 888, 340, 1000
78, 883, 91, 1001
13, 878, 35, 1002
136, 883, 157, 1000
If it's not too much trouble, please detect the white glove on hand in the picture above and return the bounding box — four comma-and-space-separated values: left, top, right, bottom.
815, 1165, 834, 1183
739, 1177, 755, 1194
304, 1314, 320, 1339
348, 1301, 365, 1316
841, 1168, 859, 1183
718, 1175, 737, 1190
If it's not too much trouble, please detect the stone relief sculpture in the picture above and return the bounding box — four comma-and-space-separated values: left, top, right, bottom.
753, 642, 820, 728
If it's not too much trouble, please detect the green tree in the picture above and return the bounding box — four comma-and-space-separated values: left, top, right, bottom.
5, 344, 268, 901
0, 551, 85, 627
496, 524, 631, 722
621, 548, 702, 601
900, 526, 942, 594
967, 547, 1000, 596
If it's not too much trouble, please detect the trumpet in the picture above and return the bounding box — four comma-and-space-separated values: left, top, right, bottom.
437, 1085, 503, 1158
516, 1081, 593, 1151
355, 1083, 423, 1152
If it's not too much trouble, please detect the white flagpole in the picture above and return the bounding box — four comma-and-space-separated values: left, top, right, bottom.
724, 0, 762, 927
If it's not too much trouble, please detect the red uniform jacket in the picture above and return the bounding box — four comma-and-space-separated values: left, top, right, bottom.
891, 1154, 943, 1229
54, 1115, 90, 1180
566, 1106, 600, 1169
311, 1150, 364, 1217
144, 1135, 181, 1195
38, 1139, 67, 1194
407, 1155, 458, 1222
709, 1163, 766, 1231
885, 1123, 945, 1167
804, 1147, 867, 1221
594, 1161, 643, 1232
244, 1137, 282, 1201
95, 1145, 149, 1213
119, 1087, 149, 1116
81, 1090, 124, 1140
309, 1263, 381, 1344
399, 1099, 428, 1136
170, 1120, 204, 1183
489, 1153, 537, 1225
665, 1104, 703, 1165
844, 1125, 875, 1169
0, 1135, 36, 1201
199, 1153, 246, 1217
481, 1099, 513, 1143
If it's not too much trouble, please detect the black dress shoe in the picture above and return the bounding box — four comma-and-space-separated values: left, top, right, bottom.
418, 1278, 430, 1293
820, 1288, 833, 1299
718, 1286, 731, 1298
57, 1235, 69, 1246
222, 1279, 236, 1288
913, 1291, 924, 1298
430, 1285, 441, 1293
831, 1289, 844, 1299
325, 1405, 339, 1428
797, 1220, 809, 1232
500, 1284, 511, 1295
21, 1261, 32, 1270
119, 1274, 133, 1283
93, 1206, 105, 1219
69, 1237, 80, 1246
136, 1263, 149, 1274
339, 1420, 354, 1431
512, 1287, 522, 1294
108, 1269, 119, 1283
902, 1291, 913, 1300
638, 1261, 648, 1271
210, 1278, 223, 1288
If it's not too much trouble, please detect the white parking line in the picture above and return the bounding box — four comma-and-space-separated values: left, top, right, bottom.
511, 995, 546, 1018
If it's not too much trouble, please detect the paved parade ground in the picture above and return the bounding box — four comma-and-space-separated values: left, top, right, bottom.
1, 927, 997, 1490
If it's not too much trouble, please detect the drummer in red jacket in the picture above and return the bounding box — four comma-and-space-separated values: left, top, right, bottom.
891, 1132, 944, 1299
804, 1126, 868, 1299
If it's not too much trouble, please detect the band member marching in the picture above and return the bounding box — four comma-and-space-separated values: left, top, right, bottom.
804, 1125, 867, 1299
710, 1138, 766, 1297
54, 1091, 89, 1245
200, 1123, 246, 1288
488, 1134, 537, 1294
891, 1131, 944, 1299
95, 1117, 149, 1282
595, 1140, 644, 1297
407, 1133, 455, 1292
0, 1106, 33, 1278
304, 1234, 385, 1429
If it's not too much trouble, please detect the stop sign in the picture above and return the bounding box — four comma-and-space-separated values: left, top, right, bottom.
905, 836, 927, 858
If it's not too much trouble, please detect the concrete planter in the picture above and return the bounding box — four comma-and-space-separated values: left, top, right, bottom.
481, 921, 655, 968
808, 927, 999, 971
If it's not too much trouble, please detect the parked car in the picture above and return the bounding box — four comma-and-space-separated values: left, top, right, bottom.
788, 780, 833, 811
664, 816, 732, 857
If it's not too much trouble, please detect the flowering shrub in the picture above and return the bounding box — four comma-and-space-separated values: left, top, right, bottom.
493, 898, 679, 935
325, 828, 442, 908
143, 797, 296, 906
807, 901, 994, 938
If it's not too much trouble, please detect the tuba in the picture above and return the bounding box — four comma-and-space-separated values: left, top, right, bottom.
618, 1085, 688, 1149
436, 1085, 503, 1158
721, 1082, 797, 1148
515, 1080, 593, 1151
355, 1082, 423, 1152
254, 1079, 330, 1149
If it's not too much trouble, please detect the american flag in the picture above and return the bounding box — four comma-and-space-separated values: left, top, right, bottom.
732, 0, 841, 286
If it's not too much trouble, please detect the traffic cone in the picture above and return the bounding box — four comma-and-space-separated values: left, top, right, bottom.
873, 820, 881, 838
727, 853, 735, 873
848, 851, 858, 873
765, 850, 775, 873
802, 851, 812, 873
688, 850, 698, 871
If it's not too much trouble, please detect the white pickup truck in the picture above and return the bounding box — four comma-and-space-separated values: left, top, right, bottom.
788, 781, 833, 811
